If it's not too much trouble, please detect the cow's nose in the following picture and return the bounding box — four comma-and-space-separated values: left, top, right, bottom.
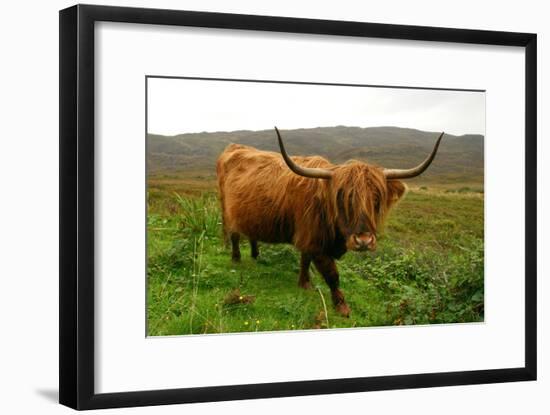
354, 233, 376, 251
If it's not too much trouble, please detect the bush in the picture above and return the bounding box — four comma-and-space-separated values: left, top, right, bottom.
348, 238, 484, 325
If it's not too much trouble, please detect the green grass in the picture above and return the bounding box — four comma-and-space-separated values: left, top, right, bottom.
147, 179, 484, 336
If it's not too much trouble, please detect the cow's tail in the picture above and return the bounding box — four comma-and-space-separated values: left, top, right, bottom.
216, 155, 229, 247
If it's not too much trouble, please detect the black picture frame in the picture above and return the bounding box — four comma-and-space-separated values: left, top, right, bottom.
59, 4, 537, 410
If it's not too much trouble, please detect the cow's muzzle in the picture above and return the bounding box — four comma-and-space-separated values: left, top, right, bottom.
347, 233, 377, 252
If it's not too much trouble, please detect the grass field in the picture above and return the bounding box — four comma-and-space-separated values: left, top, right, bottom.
147, 173, 484, 336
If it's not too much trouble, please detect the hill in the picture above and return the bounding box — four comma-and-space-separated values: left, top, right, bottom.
147, 126, 484, 185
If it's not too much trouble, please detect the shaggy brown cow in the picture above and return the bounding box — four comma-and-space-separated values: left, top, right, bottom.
216, 127, 444, 317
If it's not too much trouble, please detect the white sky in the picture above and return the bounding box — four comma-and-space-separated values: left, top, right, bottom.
147, 77, 485, 136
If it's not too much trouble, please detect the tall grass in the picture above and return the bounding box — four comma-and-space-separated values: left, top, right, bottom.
174, 192, 220, 237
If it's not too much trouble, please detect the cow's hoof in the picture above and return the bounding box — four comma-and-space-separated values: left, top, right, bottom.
298, 280, 313, 290
335, 302, 350, 318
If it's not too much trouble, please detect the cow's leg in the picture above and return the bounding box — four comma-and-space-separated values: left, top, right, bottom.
298, 253, 313, 290
230, 232, 241, 262
313, 255, 350, 317
250, 240, 259, 259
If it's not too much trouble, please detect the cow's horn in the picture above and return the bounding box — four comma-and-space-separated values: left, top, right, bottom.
275, 127, 333, 180
383, 132, 445, 180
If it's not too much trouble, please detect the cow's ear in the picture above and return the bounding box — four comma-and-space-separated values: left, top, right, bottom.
387, 180, 406, 205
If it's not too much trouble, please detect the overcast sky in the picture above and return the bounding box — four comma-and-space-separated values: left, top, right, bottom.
147, 77, 485, 136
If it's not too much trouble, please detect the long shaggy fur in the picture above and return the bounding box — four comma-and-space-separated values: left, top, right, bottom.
216, 143, 405, 256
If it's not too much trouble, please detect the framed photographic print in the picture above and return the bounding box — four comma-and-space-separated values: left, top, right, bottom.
59, 4, 537, 410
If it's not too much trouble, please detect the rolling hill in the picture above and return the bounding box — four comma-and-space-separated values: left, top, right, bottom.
147, 126, 484, 184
